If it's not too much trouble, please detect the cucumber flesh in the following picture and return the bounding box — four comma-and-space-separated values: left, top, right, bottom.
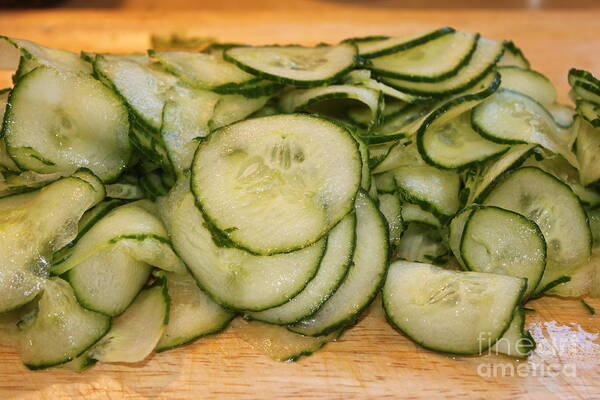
378, 193, 404, 248
575, 118, 600, 186
289, 190, 388, 336
191, 114, 361, 255
209, 93, 271, 130
396, 223, 447, 264
491, 308, 535, 358
157, 271, 235, 352
351, 27, 454, 58
88, 280, 169, 363
383, 261, 525, 354
19, 278, 110, 370
576, 100, 600, 128
498, 66, 556, 105
497, 41, 530, 69
401, 202, 441, 228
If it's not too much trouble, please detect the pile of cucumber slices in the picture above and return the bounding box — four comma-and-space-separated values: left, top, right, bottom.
0, 27, 599, 370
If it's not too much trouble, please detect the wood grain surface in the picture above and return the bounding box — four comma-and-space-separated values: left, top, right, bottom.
0, 7, 599, 399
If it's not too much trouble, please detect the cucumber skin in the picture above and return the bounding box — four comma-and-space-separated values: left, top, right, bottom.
155, 314, 235, 353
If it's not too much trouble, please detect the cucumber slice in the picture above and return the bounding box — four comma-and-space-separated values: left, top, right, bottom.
467, 144, 535, 204
547, 103, 576, 129
343, 70, 425, 104
490, 308, 535, 358
161, 86, 220, 175
231, 318, 340, 362
571, 82, 600, 104
247, 214, 356, 325
378, 193, 404, 248
278, 85, 383, 129
498, 66, 556, 105
372, 138, 425, 174
394, 165, 460, 219
349, 27, 454, 58
289, 190, 388, 336
3, 66, 131, 181
0, 171, 103, 312
460, 206, 546, 299
105, 183, 144, 200
380, 38, 504, 96
396, 223, 447, 264
19, 278, 110, 370
568, 68, 600, 91
156, 271, 235, 352
67, 246, 152, 316
497, 41, 530, 69
449, 206, 477, 267
383, 261, 526, 355
353, 132, 371, 191
51, 200, 185, 275
224, 44, 356, 87
576, 118, 600, 186
545, 248, 600, 297
88, 280, 169, 363
209, 93, 271, 130
191, 114, 361, 255
368, 102, 434, 143
370, 32, 479, 82
158, 179, 326, 311
373, 171, 396, 193
402, 203, 441, 228
0, 89, 18, 172
576, 99, 600, 128
482, 167, 592, 296
62, 354, 97, 373
472, 89, 577, 167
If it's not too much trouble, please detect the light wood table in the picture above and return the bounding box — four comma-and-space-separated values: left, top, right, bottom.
0, 7, 599, 399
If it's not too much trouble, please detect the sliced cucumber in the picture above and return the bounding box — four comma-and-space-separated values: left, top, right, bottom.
497, 41, 530, 69
576, 119, 600, 186
0, 89, 18, 172
3, 66, 131, 181
224, 44, 356, 87
379, 38, 504, 96
19, 278, 110, 370
231, 318, 340, 362
498, 66, 556, 105
191, 114, 361, 255
491, 308, 535, 358
378, 193, 404, 248
373, 171, 396, 193
571, 82, 600, 104
88, 280, 169, 363
289, 190, 388, 336
0, 171, 103, 312
208, 93, 270, 130
106, 183, 144, 200
247, 214, 356, 325
576, 99, 600, 128
343, 69, 425, 104
350, 27, 454, 58
568, 68, 600, 91
482, 167, 591, 296
449, 206, 477, 268
156, 271, 235, 352
460, 206, 546, 299
67, 246, 152, 316
158, 179, 326, 311
383, 261, 525, 354
368, 102, 434, 143
278, 85, 383, 129
545, 248, 600, 297
370, 32, 478, 82
547, 103, 576, 129
395, 223, 447, 264
372, 138, 425, 174
394, 165, 460, 219
402, 203, 441, 228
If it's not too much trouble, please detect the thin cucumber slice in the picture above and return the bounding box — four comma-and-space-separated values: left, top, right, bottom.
1, 36, 92, 79
0, 89, 18, 172
161, 86, 220, 175
545, 248, 600, 297
370, 32, 479, 82
460, 206, 546, 299
575, 118, 600, 186
467, 144, 536, 204
571, 82, 600, 104
547, 103, 576, 129
576, 99, 600, 128
497, 41, 530, 69
482, 167, 592, 296
74, 200, 126, 243
208, 93, 270, 130
51, 200, 185, 275
588, 208, 600, 246
0, 171, 103, 312
224, 44, 356, 87
472, 89, 577, 167
156, 271, 235, 352
379, 38, 504, 96
343, 69, 425, 104
396, 223, 448, 264
158, 180, 326, 311
378, 193, 404, 248
62, 354, 97, 373
373, 171, 396, 193
402, 203, 441, 228
289, 190, 388, 336
498, 66, 556, 105
349, 27, 454, 58
106, 183, 144, 200
490, 308, 535, 358
191, 114, 361, 255
19, 278, 110, 370
568, 68, 600, 91
88, 280, 169, 363
383, 261, 526, 355
231, 318, 340, 362
353, 132, 371, 191
449, 206, 477, 268
67, 246, 152, 316
372, 138, 425, 174
278, 85, 383, 129
3, 66, 131, 181
394, 165, 461, 219
368, 102, 434, 143
247, 214, 355, 325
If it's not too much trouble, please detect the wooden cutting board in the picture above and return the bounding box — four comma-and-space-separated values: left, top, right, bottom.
0, 7, 599, 399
